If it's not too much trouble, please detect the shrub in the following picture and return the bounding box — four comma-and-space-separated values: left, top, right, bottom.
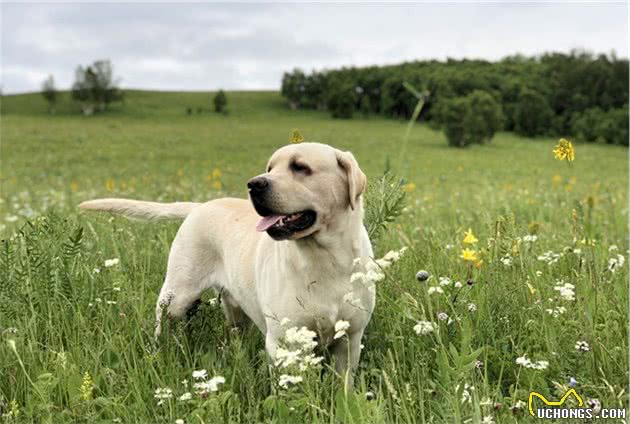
570, 107, 604, 142
439, 91, 503, 147
597, 105, 629, 145
213, 90, 227, 113
514, 89, 553, 137
468, 90, 504, 140
326, 81, 356, 119
571, 105, 629, 145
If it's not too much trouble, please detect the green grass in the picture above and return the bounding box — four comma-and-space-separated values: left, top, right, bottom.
1, 90, 628, 423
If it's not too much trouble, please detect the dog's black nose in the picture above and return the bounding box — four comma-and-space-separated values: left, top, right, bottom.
247, 177, 269, 193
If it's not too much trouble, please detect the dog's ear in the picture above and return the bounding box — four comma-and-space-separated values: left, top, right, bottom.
336, 150, 366, 210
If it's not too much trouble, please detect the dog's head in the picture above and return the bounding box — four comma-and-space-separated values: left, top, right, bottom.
248, 142, 366, 241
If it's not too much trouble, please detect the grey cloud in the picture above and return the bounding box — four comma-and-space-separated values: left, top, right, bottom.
1, 2, 627, 93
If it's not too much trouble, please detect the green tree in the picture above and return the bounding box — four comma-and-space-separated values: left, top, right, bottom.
326, 81, 356, 119
514, 89, 553, 137
71, 60, 122, 115
41, 75, 58, 114
213, 90, 227, 113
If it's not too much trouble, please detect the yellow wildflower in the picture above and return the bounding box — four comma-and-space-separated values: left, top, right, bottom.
462, 229, 478, 245
552, 175, 562, 185
105, 178, 115, 192
212, 168, 222, 180
80, 371, 94, 401
402, 182, 416, 192
460, 248, 478, 262
290, 129, 304, 143
474, 259, 484, 269
553, 138, 575, 162
7, 399, 19, 418
70, 181, 79, 192
211, 180, 222, 190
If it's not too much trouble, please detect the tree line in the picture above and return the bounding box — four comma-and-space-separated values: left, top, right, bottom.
41, 60, 123, 115
41, 60, 228, 116
281, 50, 629, 146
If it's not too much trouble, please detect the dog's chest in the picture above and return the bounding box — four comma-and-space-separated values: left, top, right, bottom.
263, 268, 374, 342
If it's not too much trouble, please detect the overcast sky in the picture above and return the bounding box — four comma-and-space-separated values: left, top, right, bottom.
1, 2, 628, 94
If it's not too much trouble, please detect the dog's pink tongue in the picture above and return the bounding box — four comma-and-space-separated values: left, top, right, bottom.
256, 215, 284, 232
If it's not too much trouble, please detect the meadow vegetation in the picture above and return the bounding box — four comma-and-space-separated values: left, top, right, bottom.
0, 90, 628, 423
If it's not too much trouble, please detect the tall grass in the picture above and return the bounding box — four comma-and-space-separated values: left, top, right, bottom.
1, 91, 627, 422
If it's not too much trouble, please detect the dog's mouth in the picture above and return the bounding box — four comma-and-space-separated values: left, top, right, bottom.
255, 210, 317, 239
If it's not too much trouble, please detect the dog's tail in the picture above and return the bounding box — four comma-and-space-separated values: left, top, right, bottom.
79, 198, 201, 220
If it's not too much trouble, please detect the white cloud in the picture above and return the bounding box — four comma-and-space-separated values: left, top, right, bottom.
1, 2, 627, 93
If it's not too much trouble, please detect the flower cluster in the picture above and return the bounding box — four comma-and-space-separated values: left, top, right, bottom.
575, 340, 590, 352
553, 138, 575, 162
553, 281, 576, 302
413, 320, 436, 335
350, 247, 407, 286
274, 326, 324, 388
537, 251, 561, 265
515, 355, 549, 370
607, 253, 625, 273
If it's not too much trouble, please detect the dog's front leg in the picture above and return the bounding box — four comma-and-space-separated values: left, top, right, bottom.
265, 332, 279, 360
331, 329, 364, 392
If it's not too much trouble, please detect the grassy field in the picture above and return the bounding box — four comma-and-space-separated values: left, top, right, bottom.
1, 90, 628, 423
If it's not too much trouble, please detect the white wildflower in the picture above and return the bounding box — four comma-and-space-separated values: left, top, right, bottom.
523, 234, 538, 243
554, 282, 575, 301
438, 277, 451, 287
154, 387, 173, 405
513, 400, 526, 409
278, 374, 302, 389
175, 420, 185, 424
104, 258, 120, 267
500, 254, 513, 266
284, 326, 317, 350
280, 317, 291, 326
192, 369, 207, 380
334, 320, 350, 339
275, 348, 302, 368
545, 306, 566, 318
515, 354, 548, 370
193, 376, 225, 395
437, 312, 449, 321
428, 286, 444, 295
607, 254, 625, 272
178, 392, 192, 401
482, 415, 495, 424
413, 321, 435, 335
537, 251, 561, 265
454, 281, 463, 288
575, 340, 590, 352
5, 215, 18, 222
467, 303, 477, 312
609, 245, 618, 252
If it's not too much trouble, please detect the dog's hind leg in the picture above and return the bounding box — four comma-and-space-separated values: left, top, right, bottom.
220, 290, 250, 329
153, 215, 216, 339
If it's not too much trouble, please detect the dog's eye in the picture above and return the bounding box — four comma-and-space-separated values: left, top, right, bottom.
290, 161, 311, 174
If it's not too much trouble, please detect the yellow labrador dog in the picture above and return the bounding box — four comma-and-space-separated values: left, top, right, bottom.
80, 142, 374, 388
